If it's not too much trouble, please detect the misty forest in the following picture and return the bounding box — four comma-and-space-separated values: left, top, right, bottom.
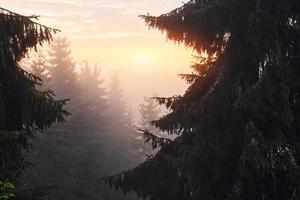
1, 0, 300, 200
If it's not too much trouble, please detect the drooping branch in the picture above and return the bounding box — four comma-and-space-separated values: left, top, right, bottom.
0, 7, 60, 32
0, 7, 60, 61
138, 129, 172, 150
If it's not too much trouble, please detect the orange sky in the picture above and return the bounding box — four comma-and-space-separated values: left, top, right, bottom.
3, 0, 194, 73
3, 0, 194, 120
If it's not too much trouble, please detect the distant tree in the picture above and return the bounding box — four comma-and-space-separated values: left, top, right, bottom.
106, 71, 141, 167
138, 96, 161, 134
29, 50, 50, 90
107, 71, 128, 127
79, 60, 108, 124
47, 37, 80, 104
0, 6, 68, 191
107, 71, 139, 150
23, 56, 134, 200
124, 106, 135, 131
21, 37, 88, 199
105, 1, 300, 200
133, 96, 162, 156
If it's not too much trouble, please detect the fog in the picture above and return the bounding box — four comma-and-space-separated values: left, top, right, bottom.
2, 1, 299, 200
110, 68, 188, 122
16, 23, 190, 200
1, 0, 193, 199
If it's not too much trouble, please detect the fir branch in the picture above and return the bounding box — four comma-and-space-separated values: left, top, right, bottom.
178, 73, 200, 84
138, 129, 172, 150
0, 7, 60, 32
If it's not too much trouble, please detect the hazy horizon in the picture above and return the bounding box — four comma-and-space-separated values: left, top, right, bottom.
3, 0, 193, 122
3, 0, 194, 73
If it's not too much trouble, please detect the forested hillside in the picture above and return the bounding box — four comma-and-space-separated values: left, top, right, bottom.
1, 0, 300, 200
21, 37, 143, 200
0, 9, 147, 199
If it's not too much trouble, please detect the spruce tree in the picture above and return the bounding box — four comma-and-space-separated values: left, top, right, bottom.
138, 96, 161, 135
79, 60, 108, 124
29, 50, 49, 90
47, 36, 81, 107
124, 106, 135, 132
107, 71, 128, 127
107, 71, 135, 141
105, 1, 300, 200
134, 96, 162, 155
23, 49, 133, 200
107, 71, 140, 168
21, 37, 87, 199
0, 6, 68, 188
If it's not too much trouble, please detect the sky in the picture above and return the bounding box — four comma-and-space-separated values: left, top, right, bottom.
2, 0, 194, 120
3, 0, 194, 73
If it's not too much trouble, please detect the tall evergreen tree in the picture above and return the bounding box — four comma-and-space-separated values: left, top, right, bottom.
21, 37, 87, 200
134, 96, 162, 155
23, 52, 134, 200
107, 71, 128, 127
29, 50, 49, 90
138, 96, 161, 135
105, 1, 300, 200
79, 61, 108, 124
124, 106, 136, 132
107, 71, 136, 142
47, 36, 80, 106
0, 6, 68, 193
106, 71, 140, 168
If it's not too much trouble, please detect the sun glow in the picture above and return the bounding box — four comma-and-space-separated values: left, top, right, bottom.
135, 52, 150, 63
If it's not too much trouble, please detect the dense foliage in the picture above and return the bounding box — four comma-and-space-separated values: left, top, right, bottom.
0, 181, 14, 200
0, 7, 68, 193
105, 0, 300, 200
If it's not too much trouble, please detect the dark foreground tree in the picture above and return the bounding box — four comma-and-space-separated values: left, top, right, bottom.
105, 1, 300, 200
0, 6, 68, 196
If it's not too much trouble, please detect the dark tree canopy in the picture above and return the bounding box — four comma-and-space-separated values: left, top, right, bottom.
105, 1, 300, 200
0, 7, 68, 181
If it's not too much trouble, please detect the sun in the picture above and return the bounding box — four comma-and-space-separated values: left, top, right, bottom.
135, 52, 150, 63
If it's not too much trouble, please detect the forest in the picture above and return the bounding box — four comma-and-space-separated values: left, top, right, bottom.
1, 0, 300, 200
